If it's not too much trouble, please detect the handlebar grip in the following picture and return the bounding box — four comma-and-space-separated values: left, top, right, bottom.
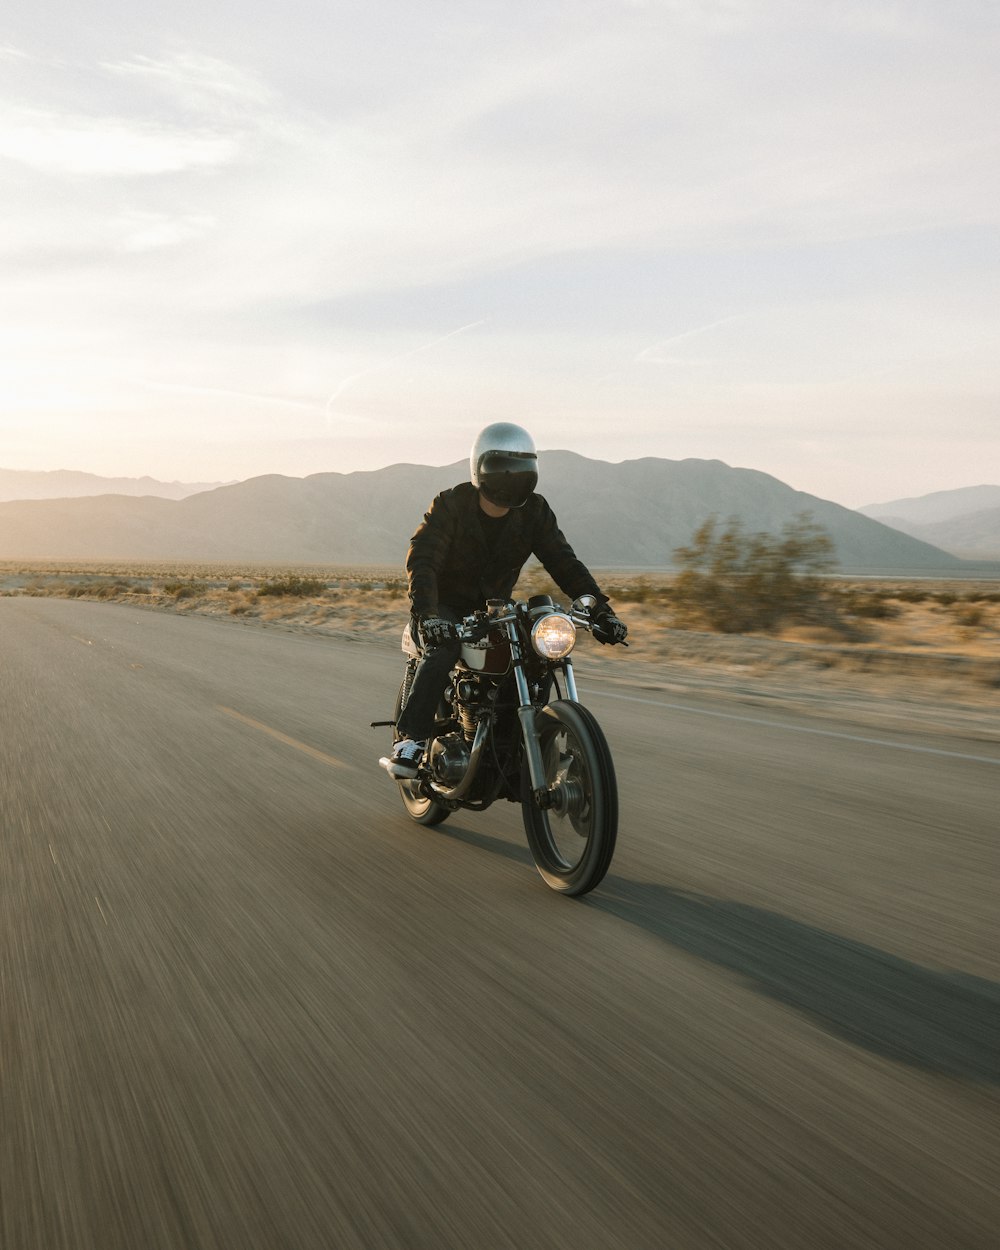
462, 619, 493, 643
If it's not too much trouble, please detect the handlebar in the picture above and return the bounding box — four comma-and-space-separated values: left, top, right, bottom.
454, 616, 493, 644
453, 601, 599, 644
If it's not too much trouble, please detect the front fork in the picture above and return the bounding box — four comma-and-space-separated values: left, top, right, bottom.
511, 623, 578, 809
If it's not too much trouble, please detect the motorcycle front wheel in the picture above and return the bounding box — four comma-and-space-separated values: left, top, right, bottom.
392, 679, 451, 827
521, 700, 617, 896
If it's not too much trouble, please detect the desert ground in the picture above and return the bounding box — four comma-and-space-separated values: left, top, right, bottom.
2, 561, 998, 742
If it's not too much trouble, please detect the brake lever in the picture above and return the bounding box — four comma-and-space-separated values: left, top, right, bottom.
459, 617, 493, 644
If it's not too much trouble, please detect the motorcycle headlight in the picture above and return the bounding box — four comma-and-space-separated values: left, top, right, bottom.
531, 612, 576, 660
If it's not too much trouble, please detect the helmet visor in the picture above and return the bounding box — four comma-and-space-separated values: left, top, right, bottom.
478, 451, 537, 508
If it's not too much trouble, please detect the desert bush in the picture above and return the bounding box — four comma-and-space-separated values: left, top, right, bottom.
162, 580, 207, 599
515, 567, 561, 601
93, 579, 134, 600
955, 604, 985, 628
609, 577, 669, 605
19, 575, 147, 600
257, 575, 326, 597
671, 513, 836, 634
836, 589, 902, 620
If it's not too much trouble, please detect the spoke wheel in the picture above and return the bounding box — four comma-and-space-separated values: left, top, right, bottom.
521, 700, 617, 896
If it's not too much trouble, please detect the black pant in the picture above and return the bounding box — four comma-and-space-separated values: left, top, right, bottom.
395, 606, 462, 741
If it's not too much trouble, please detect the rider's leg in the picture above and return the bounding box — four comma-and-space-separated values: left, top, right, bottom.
395, 606, 461, 743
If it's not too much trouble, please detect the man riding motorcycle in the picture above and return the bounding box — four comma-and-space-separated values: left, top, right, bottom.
384, 423, 628, 778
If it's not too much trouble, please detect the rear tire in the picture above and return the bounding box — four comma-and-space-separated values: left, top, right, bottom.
393, 678, 451, 827
521, 700, 617, 896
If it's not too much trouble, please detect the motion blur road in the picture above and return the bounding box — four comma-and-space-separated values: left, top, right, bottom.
2, 598, 998, 1249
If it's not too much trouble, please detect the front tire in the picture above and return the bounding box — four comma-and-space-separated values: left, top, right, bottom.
393, 678, 451, 827
521, 700, 617, 896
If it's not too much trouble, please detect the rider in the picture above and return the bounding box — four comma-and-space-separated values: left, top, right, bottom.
384, 423, 628, 778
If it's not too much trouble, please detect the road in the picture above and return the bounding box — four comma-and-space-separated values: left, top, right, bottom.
2, 597, 998, 1249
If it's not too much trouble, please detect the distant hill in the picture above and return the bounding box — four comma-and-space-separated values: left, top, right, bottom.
860, 484, 1000, 524
856, 507, 1000, 562
0, 467, 231, 502
859, 485, 1000, 561
0, 452, 975, 572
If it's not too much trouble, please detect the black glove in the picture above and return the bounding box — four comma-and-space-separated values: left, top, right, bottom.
592, 604, 628, 646
417, 614, 457, 648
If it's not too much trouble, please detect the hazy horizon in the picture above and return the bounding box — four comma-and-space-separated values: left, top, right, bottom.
3, 2, 997, 510
1, 452, 998, 513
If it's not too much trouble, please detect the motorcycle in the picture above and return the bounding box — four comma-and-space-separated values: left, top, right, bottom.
374, 594, 619, 896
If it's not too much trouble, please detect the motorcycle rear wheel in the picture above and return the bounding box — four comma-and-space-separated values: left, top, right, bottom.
521, 700, 617, 896
393, 679, 451, 826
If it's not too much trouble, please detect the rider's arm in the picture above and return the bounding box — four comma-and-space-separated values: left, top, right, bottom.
530, 496, 608, 608
405, 489, 457, 619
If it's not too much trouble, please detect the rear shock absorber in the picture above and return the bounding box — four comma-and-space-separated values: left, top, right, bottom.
455, 677, 479, 739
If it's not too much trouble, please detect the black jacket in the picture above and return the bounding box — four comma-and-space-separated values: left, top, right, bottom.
406, 482, 605, 617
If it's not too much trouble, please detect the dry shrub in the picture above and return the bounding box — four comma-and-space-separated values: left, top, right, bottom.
514, 567, 561, 601
836, 588, 902, 620
229, 592, 258, 616
162, 580, 206, 599
258, 574, 326, 597
671, 513, 836, 634
605, 577, 671, 606
955, 604, 985, 629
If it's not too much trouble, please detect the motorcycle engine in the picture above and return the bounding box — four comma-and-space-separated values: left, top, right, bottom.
427, 732, 471, 785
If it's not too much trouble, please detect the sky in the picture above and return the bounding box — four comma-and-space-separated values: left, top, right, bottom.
1, 0, 998, 508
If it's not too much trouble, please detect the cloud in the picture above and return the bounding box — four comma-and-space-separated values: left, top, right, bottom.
141, 381, 325, 415
115, 210, 219, 252
189, 1, 997, 314
102, 52, 278, 113
325, 321, 487, 412
0, 48, 282, 181
635, 317, 747, 365
1, 2, 998, 499
0, 105, 238, 175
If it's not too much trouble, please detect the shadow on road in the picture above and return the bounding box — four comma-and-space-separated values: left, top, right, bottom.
590, 877, 1000, 1084
434, 821, 534, 867
421, 819, 999, 1084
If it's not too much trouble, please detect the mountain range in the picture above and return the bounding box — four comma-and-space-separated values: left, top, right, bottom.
0, 467, 230, 502
0, 453, 984, 573
859, 486, 1000, 561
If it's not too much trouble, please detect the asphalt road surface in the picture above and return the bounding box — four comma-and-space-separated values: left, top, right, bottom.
2, 597, 998, 1250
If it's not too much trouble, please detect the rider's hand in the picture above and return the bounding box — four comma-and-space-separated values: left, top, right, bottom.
418, 614, 457, 648
592, 604, 628, 646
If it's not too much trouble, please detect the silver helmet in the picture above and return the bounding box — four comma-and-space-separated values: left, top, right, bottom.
469, 422, 538, 509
